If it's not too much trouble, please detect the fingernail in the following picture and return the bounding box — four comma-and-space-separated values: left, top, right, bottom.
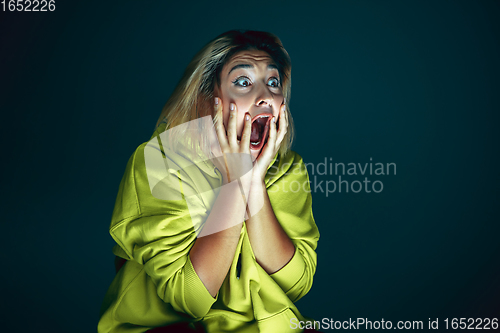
215, 97, 219, 105
230, 103, 235, 111
245, 114, 250, 121
272, 117, 276, 123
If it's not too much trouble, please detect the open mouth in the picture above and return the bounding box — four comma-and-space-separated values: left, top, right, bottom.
249, 114, 272, 151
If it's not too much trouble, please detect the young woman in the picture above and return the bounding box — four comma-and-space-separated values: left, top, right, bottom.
98, 30, 320, 333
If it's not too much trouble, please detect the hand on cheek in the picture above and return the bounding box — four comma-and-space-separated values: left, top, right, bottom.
253, 104, 288, 181
212, 97, 253, 186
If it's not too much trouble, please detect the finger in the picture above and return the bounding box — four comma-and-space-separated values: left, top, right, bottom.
270, 116, 278, 146
214, 97, 228, 149
240, 112, 252, 152
227, 103, 238, 147
262, 116, 277, 159
276, 104, 287, 148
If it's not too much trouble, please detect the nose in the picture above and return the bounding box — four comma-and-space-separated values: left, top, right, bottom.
254, 82, 274, 107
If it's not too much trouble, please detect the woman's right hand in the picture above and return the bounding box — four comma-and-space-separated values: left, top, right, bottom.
212, 97, 253, 189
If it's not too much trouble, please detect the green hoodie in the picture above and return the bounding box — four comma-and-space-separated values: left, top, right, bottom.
98, 123, 320, 332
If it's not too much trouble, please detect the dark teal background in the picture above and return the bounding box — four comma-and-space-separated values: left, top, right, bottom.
1, 1, 499, 332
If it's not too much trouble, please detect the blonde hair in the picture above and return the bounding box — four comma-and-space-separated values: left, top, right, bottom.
155, 30, 294, 158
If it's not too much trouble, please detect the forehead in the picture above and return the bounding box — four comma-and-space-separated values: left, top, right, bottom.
222, 50, 277, 73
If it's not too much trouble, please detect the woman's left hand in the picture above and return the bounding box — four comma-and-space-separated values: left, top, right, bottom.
252, 103, 288, 182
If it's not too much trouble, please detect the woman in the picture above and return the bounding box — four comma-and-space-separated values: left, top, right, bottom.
98, 30, 320, 333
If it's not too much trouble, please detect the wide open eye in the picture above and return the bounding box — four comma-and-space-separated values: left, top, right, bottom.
233, 76, 251, 87
267, 77, 280, 88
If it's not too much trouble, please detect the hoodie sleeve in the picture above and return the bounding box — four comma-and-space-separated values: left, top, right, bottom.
265, 152, 320, 303
108, 137, 220, 319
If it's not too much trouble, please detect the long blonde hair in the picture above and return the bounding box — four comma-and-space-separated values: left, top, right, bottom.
155, 30, 294, 158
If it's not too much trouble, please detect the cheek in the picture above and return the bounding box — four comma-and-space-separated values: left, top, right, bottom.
236, 113, 246, 136
220, 95, 249, 126
224, 102, 252, 132
273, 106, 280, 119
221, 106, 246, 135
274, 97, 284, 113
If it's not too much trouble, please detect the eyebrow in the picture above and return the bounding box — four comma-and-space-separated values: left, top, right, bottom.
227, 63, 278, 76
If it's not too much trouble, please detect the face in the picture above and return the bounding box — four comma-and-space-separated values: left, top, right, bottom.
215, 49, 284, 161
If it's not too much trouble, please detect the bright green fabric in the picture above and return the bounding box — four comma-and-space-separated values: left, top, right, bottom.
98, 123, 320, 332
